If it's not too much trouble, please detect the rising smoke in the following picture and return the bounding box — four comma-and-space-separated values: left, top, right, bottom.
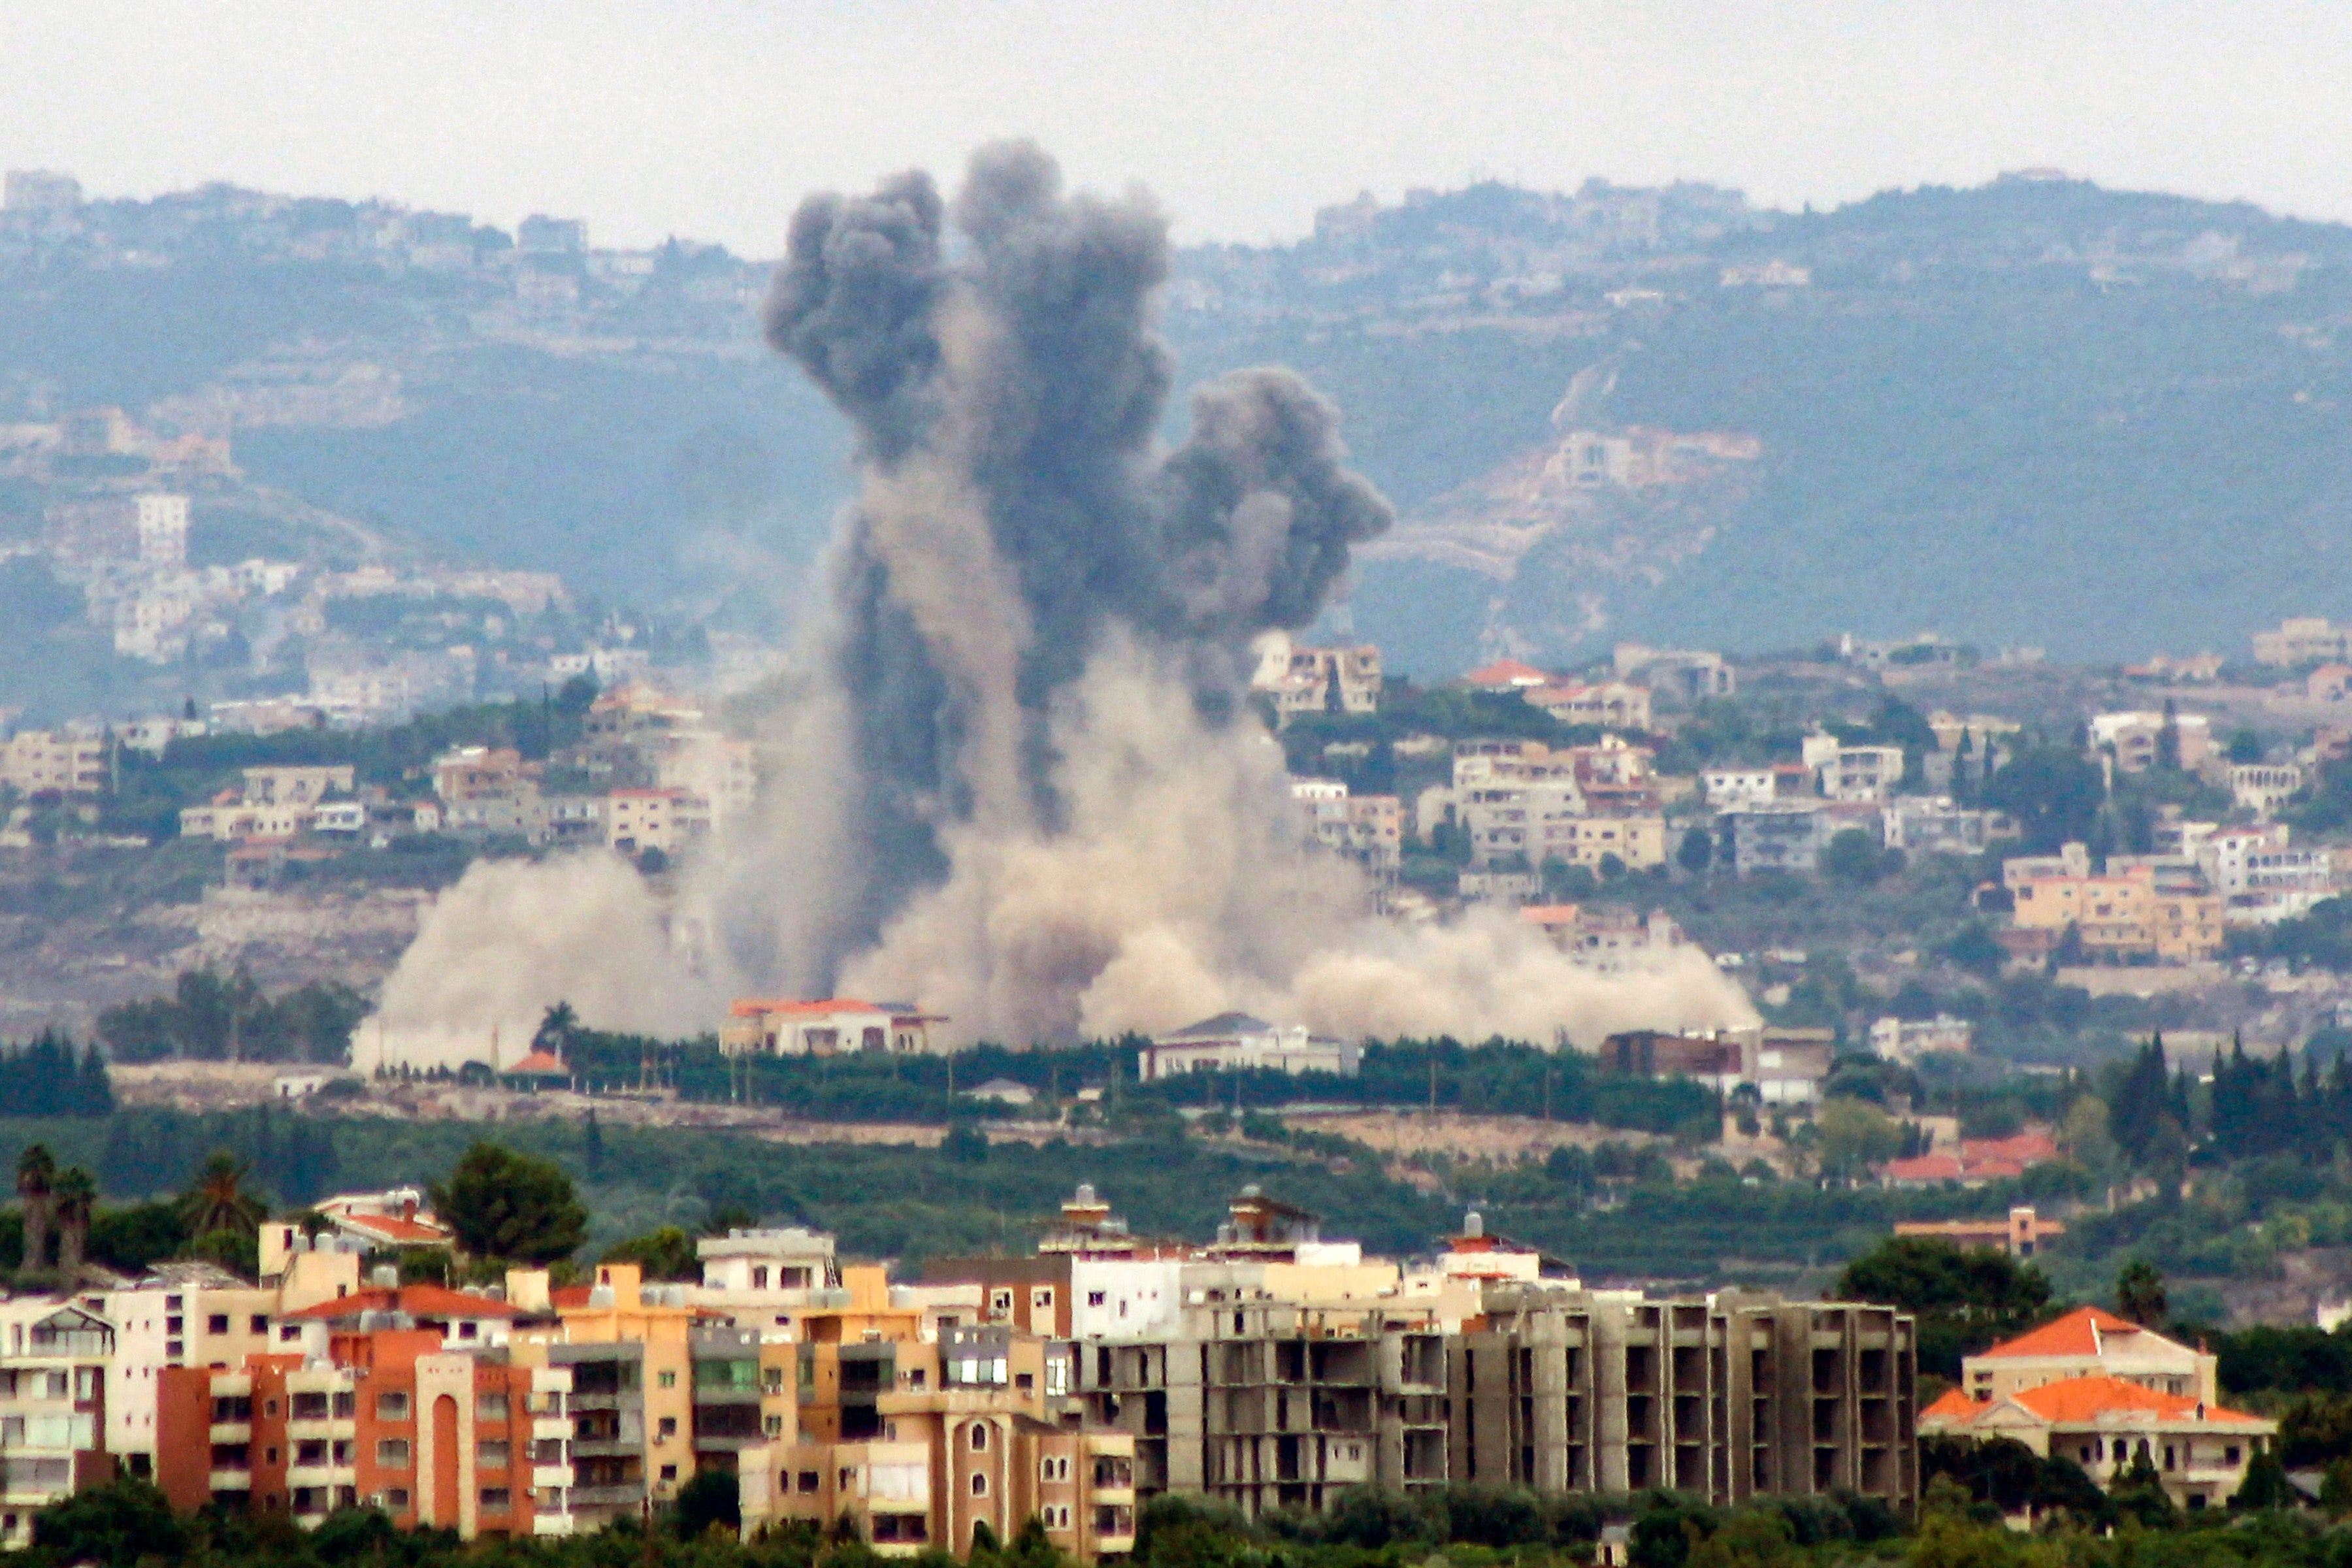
366, 144, 1754, 1065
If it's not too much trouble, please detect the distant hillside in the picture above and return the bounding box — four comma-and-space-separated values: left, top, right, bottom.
7, 174, 2352, 691
1164, 177, 2352, 675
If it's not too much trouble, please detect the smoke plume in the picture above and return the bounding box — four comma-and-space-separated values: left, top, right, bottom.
365, 144, 1754, 1062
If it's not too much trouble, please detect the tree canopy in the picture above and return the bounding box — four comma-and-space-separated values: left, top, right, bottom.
430, 1141, 587, 1264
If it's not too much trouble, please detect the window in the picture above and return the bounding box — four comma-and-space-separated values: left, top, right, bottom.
458, 1322, 478, 1341
279, 1327, 301, 1343
972, 1473, 988, 1496
478, 1394, 509, 1420
376, 1440, 412, 1469
992, 1290, 1014, 1315
1086, 1292, 1106, 1307
838, 1467, 857, 1490
764, 1415, 784, 1437
382, 1488, 410, 1510
376, 1394, 410, 1421
249, 1315, 268, 1335
753, 1267, 770, 1289
970, 1424, 988, 1452
296, 1440, 328, 1467
291, 1393, 329, 1420
796, 1471, 820, 1494
1016, 1373, 1034, 1392
658, 1371, 678, 1389
2226, 1446, 2242, 1465
480, 1488, 510, 1511
478, 1441, 510, 1468
1031, 1288, 1054, 1313
207, 1315, 229, 1335
659, 1464, 678, 1482
333, 1392, 355, 1419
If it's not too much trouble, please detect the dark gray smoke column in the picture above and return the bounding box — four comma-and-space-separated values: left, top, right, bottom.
762, 142, 1392, 982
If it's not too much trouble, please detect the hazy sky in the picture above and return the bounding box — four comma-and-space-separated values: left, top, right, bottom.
7, 1, 2351, 255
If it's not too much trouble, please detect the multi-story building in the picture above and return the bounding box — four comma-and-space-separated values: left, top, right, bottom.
2004, 855, 2226, 962
1614, 644, 1735, 701
1923, 1307, 2268, 1511
1249, 632, 1382, 722
1701, 768, 1776, 810
1065, 1279, 1912, 1519
100, 1250, 360, 1477
1518, 905, 1686, 972
155, 1325, 574, 1538
0, 730, 107, 798
2089, 710, 2213, 773
0, 1299, 114, 1548
717, 999, 943, 1057
1867, 1015, 1973, 1062
604, 787, 710, 855
2253, 616, 2352, 666
1136, 1013, 1361, 1081
1527, 680, 1653, 732
1723, 803, 1831, 875
2230, 764, 2304, 819
1817, 745, 1905, 803
508, 1262, 697, 1525
1290, 779, 1403, 872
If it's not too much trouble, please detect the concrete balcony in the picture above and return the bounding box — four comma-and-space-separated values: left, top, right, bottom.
210, 1423, 253, 1443
533, 1418, 571, 1441
532, 1514, 578, 1537
533, 1465, 572, 1488
208, 1470, 252, 1492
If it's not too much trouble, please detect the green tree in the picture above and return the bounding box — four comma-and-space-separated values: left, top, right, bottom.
1836, 1235, 2053, 1379
430, 1142, 588, 1264
1819, 828, 1886, 886
29, 1473, 186, 1566
2115, 1259, 2167, 1327
1816, 1098, 1903, 1180
16, 1143, 55, 1273
50, 1166, 95, 1275
2231, 1445, 2293, 1510
1676, 825, 1713, 875
1983, 748, 2104, 854
178, 1151, 266, 1238
672, 1467, 740, 1539
603, 1225, 698, 1281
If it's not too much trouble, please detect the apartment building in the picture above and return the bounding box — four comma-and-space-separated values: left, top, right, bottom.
1817, 745, 1905, 803
155, 1326, 574, 1538
1450, 1288, 1915, 1508
2253, 616, 2352, 666
1518, 904, 1686, 972
604, 787, 710, 855
1290, 779, 1404, 873
1249, 632, 1382, 722
2004, 857, 2226, 962
1723, 803, 1831, 876
100, 1250, 360, 1476
1064, 1283, 1913, 1520
0, 1299, 113, 1548
508, 1263, 697, 1526
2089, 710, 2212, 774
0, 729, 107, 798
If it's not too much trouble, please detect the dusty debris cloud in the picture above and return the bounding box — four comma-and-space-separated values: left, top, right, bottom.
364, 142, 1754, 1063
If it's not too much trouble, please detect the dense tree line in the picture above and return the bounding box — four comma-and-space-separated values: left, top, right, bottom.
0, 1032, 112, 1116
97, 968, 367, 1064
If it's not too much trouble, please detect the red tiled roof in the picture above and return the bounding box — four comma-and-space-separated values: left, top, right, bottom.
506, 1051, 568, 1075
329, 1212, 453, 1246
1518, 904, 1582, 928
1978, 1305, 2138, 1360
728, 997, 885, 1018
2008, 1375, 2261, 1426
1461, 659, 1552, 688
287, 1284, 521, 1322
551, 1284, 595, 1308
1920, 1387, 1985, 1424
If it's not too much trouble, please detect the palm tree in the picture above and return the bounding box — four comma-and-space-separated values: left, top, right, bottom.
178, 1151, 265, 1239
532, 1002, 580, 1056
51, 1167, 95, 1275
16, 1144, 56, 1273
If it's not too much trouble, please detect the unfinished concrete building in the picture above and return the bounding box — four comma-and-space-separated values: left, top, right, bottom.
1071, 1288, 1914, 1518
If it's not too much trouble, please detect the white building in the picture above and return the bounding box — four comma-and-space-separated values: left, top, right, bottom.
1702, 768, 1776, 810
696, 1228, 838, 1297
134, 493, 189, 568
1136, 1013, 1362, 1081
1818, 744, 1906, 802
1869, 1015, 1974, 1062
0, 730, 106, 796
0, 1298, 114, 1544
2230, 764, 2304, 819
718, 999, 943, 1056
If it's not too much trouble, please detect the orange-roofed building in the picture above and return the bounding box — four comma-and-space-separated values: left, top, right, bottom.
1959, 1305, 2215, 1405
719, 998, 945, 1056
1894, 1204, 2065, 1258
1460, 658, 1553, 691
1919, 1373, 2271, 1511
1882, 1131, 2061, 1188
310, 1187, 457, 1253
